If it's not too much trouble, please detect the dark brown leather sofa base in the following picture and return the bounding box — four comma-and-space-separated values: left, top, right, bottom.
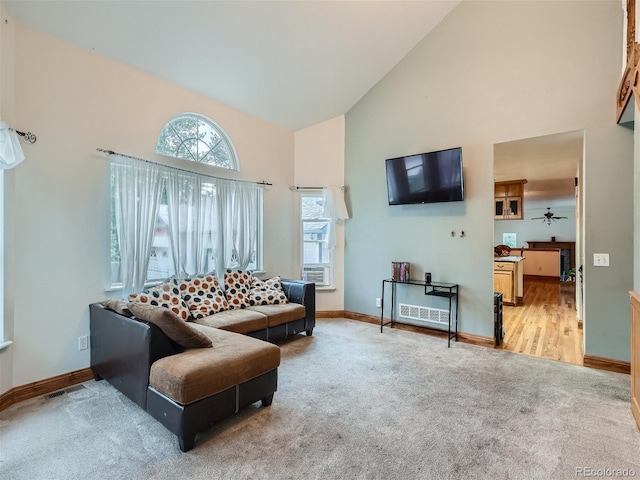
90, 279, 315, 451
147, 369, 277, 452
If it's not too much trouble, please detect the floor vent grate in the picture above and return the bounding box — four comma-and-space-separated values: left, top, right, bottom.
47, 390, 65, 399
45, 384, 86, 399
398, 303, 449, 326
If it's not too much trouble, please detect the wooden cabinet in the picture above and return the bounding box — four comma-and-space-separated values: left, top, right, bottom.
519, 249, 561, 277
494, 179, 527, 220
631, 291, 640, 431
527, 241, 576, 271
494, 261, 515, 305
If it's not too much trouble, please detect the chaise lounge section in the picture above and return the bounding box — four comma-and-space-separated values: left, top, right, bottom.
90, 278, 315, 451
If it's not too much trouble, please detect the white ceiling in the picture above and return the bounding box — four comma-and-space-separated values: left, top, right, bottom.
3, 0, 582, 203
494, 130, 583, 205
2, 0, 460, 131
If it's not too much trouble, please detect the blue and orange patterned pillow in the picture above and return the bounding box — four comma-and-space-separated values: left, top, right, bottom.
249, 276, 289, 306
174, 274, 229, 319
223, 269, 253, 309
128, 283, 191, 321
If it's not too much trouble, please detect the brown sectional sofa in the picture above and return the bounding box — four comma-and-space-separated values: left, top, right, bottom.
90, 279, 315, 451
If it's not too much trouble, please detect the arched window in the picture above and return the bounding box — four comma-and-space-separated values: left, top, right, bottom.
156, 113, 239, 170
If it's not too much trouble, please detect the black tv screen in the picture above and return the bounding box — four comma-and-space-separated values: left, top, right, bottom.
385, 147, 464, 205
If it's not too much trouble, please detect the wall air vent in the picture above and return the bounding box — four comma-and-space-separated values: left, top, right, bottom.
398, 303, 449, 326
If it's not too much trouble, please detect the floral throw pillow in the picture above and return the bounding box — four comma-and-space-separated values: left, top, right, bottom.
176, 274, 229, 320
249, 276, 289, 306
128, 283, 191, 321
223, 269, 252, 309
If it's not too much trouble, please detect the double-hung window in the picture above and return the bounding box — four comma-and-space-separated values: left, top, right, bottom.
300, 193, 332, 287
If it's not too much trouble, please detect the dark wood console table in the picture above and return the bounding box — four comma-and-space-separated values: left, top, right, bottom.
380, 279, 458, 347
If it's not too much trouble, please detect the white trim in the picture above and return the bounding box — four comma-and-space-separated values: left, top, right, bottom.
0, 170, 4, 344
0, 340, 12, 352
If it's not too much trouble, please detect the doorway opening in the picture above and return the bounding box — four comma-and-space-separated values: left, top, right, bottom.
493, 130, 584, 366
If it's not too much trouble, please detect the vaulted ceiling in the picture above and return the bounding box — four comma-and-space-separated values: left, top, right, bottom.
2, 0, 460, 130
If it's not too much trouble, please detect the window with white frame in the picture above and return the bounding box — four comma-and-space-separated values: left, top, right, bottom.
156, 113, 239, 170
301, 192, 332, 287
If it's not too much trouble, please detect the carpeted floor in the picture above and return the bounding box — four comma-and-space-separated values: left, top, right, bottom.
1, 317, 639, 479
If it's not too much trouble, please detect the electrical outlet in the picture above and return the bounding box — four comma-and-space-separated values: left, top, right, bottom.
78, 335, 89, 351
593, 253, 610, 267
375, 298, 382, 308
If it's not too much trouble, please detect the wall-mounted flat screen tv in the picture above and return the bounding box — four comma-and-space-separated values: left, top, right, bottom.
385, 147, 464, 205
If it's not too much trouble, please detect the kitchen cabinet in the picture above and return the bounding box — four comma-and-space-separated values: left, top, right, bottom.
494, 180, 527, 220
494, 261, 515, 305
494, 258, 524, 305
527, 241, 575, 272
494, 270, 514, 305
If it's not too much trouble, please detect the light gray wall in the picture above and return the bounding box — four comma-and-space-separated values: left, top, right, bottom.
345, 0, 633, 360
494, 202, 576, 247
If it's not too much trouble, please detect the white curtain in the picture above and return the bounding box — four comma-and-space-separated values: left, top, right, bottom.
0, 121, 25, 170
165, 173, 215, 277
112, 156, 164, 296
214, 179, 258, 276
322, 186, 349, 250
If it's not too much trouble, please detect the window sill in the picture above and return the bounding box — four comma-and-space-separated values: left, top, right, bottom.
105, 280, 166, 293
316, 286, 336, 292
0, 340, 13, 352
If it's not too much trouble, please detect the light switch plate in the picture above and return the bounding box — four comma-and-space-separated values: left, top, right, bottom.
593, 253, 610, 267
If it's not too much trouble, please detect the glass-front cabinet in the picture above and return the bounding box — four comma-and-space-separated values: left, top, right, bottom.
494, 180, 526, 220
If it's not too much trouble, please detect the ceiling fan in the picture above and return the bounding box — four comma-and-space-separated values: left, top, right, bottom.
531, 208, 568, 225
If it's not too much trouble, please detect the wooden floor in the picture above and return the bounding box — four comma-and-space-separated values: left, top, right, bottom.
499, 277, 583, 366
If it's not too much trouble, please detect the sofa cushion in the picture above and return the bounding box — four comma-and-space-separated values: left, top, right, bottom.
128, 283, 191, 321
249, 276, 288, 306
175, 274, 229, 319
128, 302, 212, 349
247, 303, 306, 328
192, 308, 268, 335
149, 326, 280, 405
223, 269, 252, 309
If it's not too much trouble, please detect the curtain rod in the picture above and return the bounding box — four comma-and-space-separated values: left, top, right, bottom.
1, 124, 37, 143
96, 148, 272, 186
15, 130, 37, 143
289, 185, 347, 192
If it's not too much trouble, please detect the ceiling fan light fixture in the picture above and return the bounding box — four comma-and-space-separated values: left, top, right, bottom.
530, 207, 568, 225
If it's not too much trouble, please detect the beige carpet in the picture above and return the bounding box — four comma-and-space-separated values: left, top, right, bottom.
1, 317, 639, 479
